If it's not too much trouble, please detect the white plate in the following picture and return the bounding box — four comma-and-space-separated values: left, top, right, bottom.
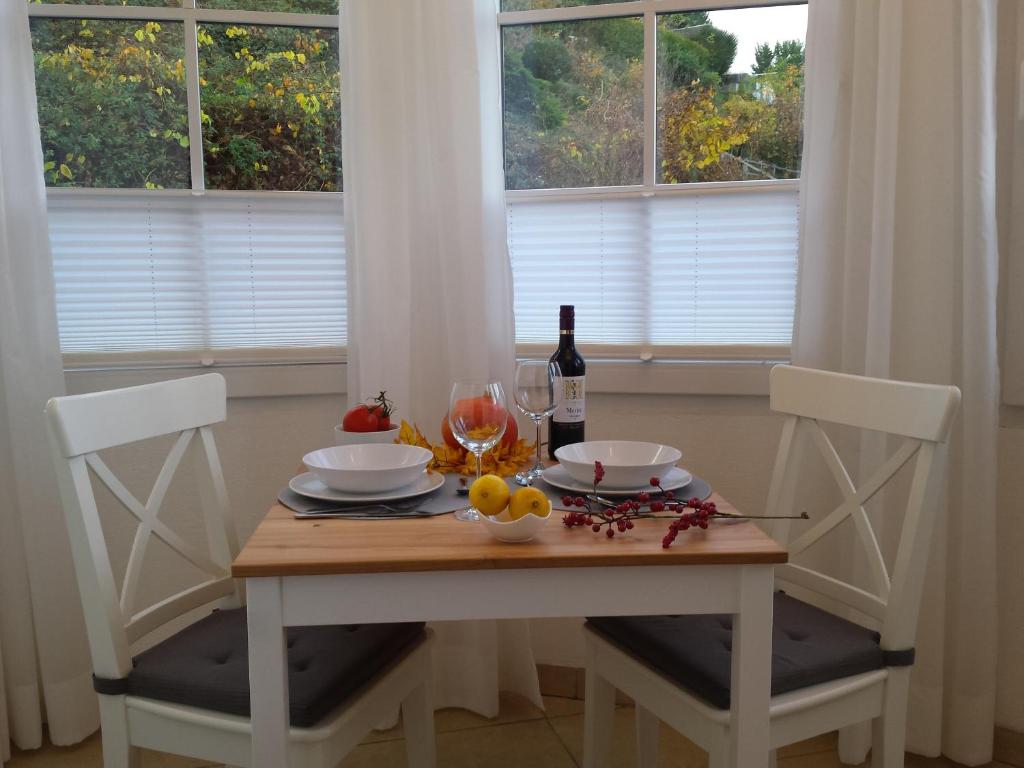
541, 464, 693, 496
288, 470, 444, 503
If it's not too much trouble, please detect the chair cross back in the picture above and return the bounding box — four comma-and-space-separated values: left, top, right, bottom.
45, 374, 240, 679
763, 366, 960, 652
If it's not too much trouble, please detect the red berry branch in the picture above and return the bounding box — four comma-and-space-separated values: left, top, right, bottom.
561, 461, 807, 548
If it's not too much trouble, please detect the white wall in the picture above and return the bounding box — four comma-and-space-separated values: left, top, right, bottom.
81, 385, 1024, 732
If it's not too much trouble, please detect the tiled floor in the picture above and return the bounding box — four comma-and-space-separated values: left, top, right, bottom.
6, 694, 1016, 768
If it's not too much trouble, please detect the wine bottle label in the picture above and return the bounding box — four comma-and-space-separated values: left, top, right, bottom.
554, 376, 585, 423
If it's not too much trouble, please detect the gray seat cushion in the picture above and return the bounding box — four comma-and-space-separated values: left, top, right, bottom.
586, 592, 885, 709
123, 609, 424, 727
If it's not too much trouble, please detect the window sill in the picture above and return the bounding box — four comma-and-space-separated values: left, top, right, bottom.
64, 360, 347, 399
64, 355, 783, 398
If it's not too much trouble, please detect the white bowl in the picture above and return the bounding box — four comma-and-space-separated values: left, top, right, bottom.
479, 501, 552, 543
555, 440, 682, 490
303, 444, 432, 493
334, 424, 401, 446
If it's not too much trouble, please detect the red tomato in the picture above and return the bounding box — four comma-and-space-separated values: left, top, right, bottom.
441, 397, 518, 450
342, 392, 395, 432
343, 405, 383, 432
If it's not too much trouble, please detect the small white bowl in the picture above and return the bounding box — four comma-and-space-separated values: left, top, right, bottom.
479, 501, 552, 543
303, 443, 432, 493
555, 440, 682, 490
334, 425, 401, 446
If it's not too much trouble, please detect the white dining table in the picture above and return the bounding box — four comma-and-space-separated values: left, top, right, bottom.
232, 492, 787, 768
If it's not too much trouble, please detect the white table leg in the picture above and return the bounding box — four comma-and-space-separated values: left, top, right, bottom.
729, 565, 774, 768
247, 577, 290, 768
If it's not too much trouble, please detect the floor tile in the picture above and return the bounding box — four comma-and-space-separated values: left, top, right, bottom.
6, 733, 216, 768
542, 695, 586, 718
433, 692, 545, 733
778, 731, 838, 758
778, 752, 849, 767
342, 719, 577, 768
547, 707, 709, 768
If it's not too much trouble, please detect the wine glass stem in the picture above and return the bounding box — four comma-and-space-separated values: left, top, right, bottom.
474, 451, 483, 485
534, 418, 543, 469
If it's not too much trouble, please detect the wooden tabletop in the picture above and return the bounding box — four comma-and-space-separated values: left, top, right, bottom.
232, 491, 787, 578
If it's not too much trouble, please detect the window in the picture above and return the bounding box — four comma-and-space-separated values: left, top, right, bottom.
27, 0, 345, 359
500, 1, 806, 351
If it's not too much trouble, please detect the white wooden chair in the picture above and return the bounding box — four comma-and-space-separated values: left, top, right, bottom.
581, 365, 961, 768
45, 373, 435, 768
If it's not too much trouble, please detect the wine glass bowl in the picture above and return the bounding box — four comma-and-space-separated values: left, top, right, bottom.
449, 380, 508, 521
513, 361, 562, 485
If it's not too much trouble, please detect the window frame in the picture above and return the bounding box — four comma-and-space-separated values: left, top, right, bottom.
28, 0, 348, 385
31, 0, 802, 397
500, 0, 805, 369
26, 0, 340, 194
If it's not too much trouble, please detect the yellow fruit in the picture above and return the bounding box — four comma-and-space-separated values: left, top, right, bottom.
508, 487, 550, 521
469, 474, 510, 517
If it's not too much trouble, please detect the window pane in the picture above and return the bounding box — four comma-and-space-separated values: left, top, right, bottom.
657, 6, 806, 184
501, 0, 622, 11
198, 0, 338, 13
48, 193, 347, 352
198, 24, 342, 191
508, 189, 799, 344
30, 18, 190, 189
503, 18, 643, 190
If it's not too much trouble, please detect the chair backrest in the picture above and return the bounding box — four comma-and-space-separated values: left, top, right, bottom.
763, 365, 960, 652
45, 373, 240, 679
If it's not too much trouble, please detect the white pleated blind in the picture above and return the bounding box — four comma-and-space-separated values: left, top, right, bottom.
47, 193, 346, 353
507, 187, 798, 346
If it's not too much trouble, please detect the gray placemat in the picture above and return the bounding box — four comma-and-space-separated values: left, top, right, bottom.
280, 472, 711, 521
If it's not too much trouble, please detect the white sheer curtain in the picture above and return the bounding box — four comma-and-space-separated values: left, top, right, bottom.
340, 0, 541, 716
795, 0, 1000, 763
0, 1, 99, 762
1001, 3, 1024, 404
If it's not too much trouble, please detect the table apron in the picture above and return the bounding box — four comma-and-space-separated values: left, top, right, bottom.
274, 564, 767, 626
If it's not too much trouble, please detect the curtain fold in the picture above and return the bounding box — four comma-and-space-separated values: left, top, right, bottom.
0, 1, 99, 762
795, 0, 1000, 763
340, 0, 541, 716
1001, 3, 1024, 404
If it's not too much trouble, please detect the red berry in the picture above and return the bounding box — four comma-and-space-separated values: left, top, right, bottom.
626, 520, 634, 529
651, 501, 665, 512
606, 528, 614, 538
562, 495, 573, 506
574, 496, 585, 507
665, 491, 675, 500
637, 491, 650, 503
592, 524, 601, 532
650, 476, 660, 486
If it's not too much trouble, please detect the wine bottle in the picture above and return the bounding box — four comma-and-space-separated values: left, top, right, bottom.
548, 305, 586, 459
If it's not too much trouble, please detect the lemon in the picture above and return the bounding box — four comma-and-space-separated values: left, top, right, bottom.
469, 474, 511, 517
508, 487, 550, 521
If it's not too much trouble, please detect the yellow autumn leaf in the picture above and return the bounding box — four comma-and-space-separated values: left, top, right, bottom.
59, 164, 72, 179
396, 420, 536, 478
